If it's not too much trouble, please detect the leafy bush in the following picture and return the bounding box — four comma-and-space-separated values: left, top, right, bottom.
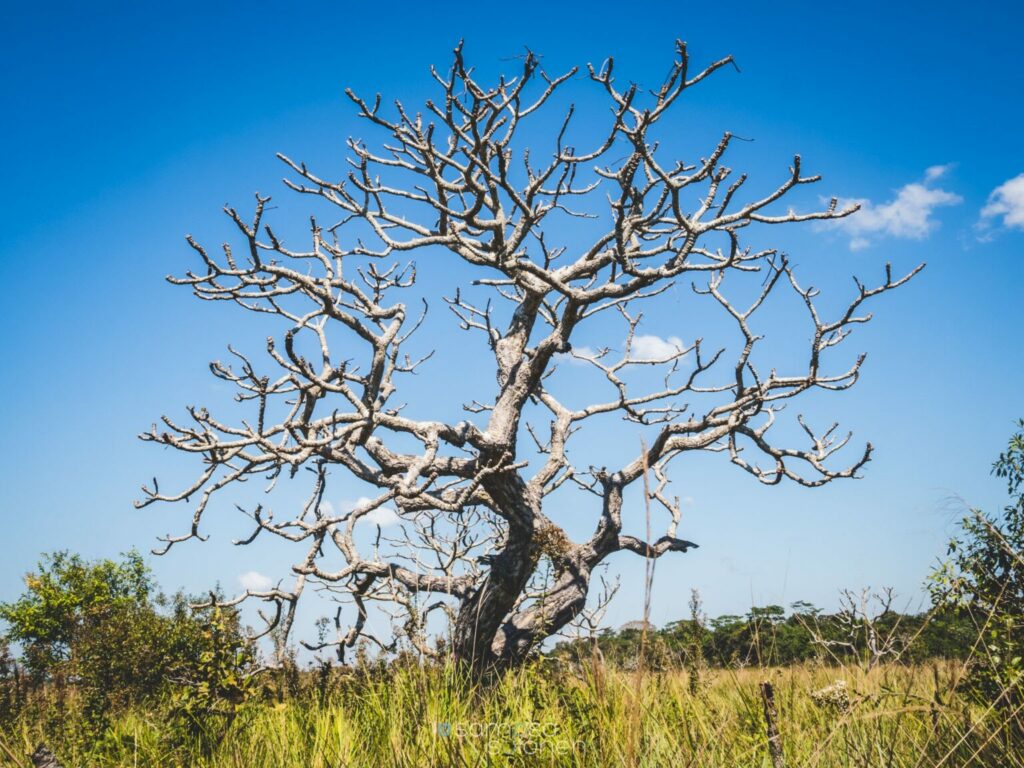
169, 604, 257, 749
0, 550, 152, 678
0, 551, 257, 734
554, 599, 971, 670
931, 420, 1024, 711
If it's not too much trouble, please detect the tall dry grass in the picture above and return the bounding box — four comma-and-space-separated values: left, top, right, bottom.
1, 657, 1019, 767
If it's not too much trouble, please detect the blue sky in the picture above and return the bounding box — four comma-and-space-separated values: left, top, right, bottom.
1, 0, 1023, 637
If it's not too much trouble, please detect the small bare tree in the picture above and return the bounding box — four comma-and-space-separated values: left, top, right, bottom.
137, 41, 920, 672
808, 587, 906, 671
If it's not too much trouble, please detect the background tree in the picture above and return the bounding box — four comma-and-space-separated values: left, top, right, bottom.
0, 552, 255, 732
138, 41, 920, 672
931, 420, 1024, 713
0, 551, 151, 679
804, 587, 905, 671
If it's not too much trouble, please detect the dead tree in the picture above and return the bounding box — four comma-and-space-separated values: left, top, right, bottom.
137, 41, 921, 672
807, 587, 906, 671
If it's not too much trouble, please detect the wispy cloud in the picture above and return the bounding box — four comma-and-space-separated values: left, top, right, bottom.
924, 164, 953, 183
628, 334, 686, 362
558, 334, 687, 365
979, 173, 1024, 234
239, 570, 273, 591
821, 166, 962, 251
344, 496, 401, 528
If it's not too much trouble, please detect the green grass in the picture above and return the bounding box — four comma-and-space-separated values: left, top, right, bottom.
2, 656, 1021, 767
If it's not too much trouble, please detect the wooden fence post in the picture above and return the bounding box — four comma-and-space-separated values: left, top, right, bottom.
760, 681, 785, 768
30, 744, 64, 768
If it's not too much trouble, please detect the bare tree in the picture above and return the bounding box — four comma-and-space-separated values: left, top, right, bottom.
137, 41, 921, 672
807, 587, 906, 671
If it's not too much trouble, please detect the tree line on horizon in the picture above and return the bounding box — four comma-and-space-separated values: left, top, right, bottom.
551, 595, 976, 671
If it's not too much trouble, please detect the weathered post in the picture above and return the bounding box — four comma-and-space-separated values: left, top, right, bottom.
30, 744, 64, 768
760, 681, 785, 768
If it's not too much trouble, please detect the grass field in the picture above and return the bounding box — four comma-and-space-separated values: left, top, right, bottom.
2, 656, 1019, 767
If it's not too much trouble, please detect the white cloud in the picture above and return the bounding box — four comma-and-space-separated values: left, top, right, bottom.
345, 496, 401, 528
682, 496, 695, 509
554, 335, 689, 366
628, 334, 686, 362
980, 173, 1024, 231
363, 506, 401, 527
341, 496, 371, 513
239, 571, 273, 592
823, 167, 962, 250
924, 163, 953, 182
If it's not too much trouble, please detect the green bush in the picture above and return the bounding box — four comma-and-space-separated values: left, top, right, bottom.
0, 551, 257, 735
931, 420, 1024, 712
0, 550, 152, 678
169, 604, 257, 751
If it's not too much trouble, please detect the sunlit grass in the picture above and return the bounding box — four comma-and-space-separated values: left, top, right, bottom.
2, 656, 1020, 767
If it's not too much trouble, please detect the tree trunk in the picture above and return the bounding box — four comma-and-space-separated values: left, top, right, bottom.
451, 533, 592, 673
450, 523, 537, 671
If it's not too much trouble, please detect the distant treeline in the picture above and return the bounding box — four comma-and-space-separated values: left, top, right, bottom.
552, 600, 976, 670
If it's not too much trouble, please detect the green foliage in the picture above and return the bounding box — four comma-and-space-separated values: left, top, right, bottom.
931, 419, 1024, 709
682, 590, 709, 694
169, 605, 257, 750
0, 551, 257, 740
555, 601, 971, 670
0, 550, 151, 676
0, 547, 1006, 767
0, 639, 24, 727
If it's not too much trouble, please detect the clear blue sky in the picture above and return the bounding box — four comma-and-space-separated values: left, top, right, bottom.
1, 0, 1022, 634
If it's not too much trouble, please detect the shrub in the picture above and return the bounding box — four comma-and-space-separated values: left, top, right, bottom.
168, 605, 257, 751
931, 420, 1024, 711
0, 551, 256, 734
